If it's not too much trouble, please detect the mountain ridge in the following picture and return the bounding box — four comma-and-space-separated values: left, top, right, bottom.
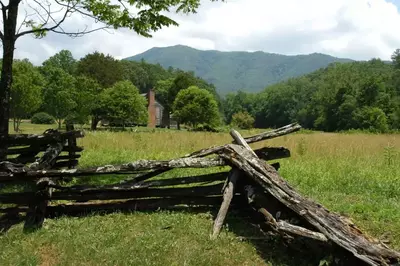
125, 45, 354, 94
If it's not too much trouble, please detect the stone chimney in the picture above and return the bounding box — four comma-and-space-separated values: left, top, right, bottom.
147, 88, 156, 128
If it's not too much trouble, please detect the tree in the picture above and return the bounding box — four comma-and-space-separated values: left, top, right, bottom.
68, 75, 100, 125
391, 49, 400, 70
42, 50, 77, 75
100, 81, 147, 127
0, 0, 222, 159
231, 111, 255, 129
223, 91, 256, 124
77, 52, 126, 130
173, 86, 220, 128
77, 52, 125, 89
156, 71, 221, 129
42, 67, 77, 129
10, 59, 44, 132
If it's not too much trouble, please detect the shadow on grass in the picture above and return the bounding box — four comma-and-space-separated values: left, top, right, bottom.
1, 203, 368, 266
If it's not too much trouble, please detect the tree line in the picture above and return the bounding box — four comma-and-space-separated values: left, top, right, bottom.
8, 50, 222, 132
222, 49, 400, 133
9, 48, 400, 133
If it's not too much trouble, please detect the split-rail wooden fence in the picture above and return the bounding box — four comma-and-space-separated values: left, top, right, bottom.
0, 124, 399, 266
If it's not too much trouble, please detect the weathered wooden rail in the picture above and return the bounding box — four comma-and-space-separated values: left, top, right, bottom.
0, 123, 399, 266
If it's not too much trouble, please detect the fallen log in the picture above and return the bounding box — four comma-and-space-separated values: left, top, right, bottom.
219, 144, 400, 266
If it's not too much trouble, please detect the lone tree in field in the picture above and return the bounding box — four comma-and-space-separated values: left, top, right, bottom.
0, 0, 222, 159
100, 80, 148, 127
173, 85, 220, 128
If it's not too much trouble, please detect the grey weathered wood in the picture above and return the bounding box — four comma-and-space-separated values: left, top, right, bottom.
0, 157, 226, 182
219, 144, 400, 266
186, 123, 300, 158
211, 129, 254, 239
29, 142, 63, 170
243, 183, 327, 242
241, 123, 301, 144
277, 221, 328, 242
211, 170, 240, 239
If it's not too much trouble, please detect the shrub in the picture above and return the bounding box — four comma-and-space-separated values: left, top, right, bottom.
31, 112, 55, 124
231, 111, 255, 129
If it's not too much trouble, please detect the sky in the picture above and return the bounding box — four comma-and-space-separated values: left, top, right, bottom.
8, 0, 400, 64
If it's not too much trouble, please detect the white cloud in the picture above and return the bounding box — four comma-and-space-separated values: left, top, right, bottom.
7, 0, 400, 64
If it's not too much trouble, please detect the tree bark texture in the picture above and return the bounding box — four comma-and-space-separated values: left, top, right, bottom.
0, 0, 19, 160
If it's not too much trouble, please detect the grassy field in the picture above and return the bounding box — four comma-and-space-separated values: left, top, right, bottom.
1, 121, 400, 265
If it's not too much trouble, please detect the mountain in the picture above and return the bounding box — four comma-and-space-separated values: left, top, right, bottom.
125, 45, 354, 95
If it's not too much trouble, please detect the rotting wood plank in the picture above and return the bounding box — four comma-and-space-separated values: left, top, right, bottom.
0, 157, 226, 182
211, 170, 239, 239
211, 129, 252, 239
219, 144, 400, 266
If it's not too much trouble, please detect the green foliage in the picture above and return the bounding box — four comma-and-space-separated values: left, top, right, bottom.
77, 51, 125, 89
100, 80, 148, 126
126, 45, 353, 94
10, 59, 45, 131
68, 75, 101, 124
252, 58, 399, 133
31, 112, 55, 124
223, 91, 256, 124
354, 107, 389, 133
231, 111, 254, 129
41, 50, 77, 75
41, 67, 77, 128
173, 86, 220, 128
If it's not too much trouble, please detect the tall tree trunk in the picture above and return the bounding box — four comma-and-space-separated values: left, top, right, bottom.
13, 117, 16, 132
0, 1, 19, 160
16, 118, 21, 132
91, 116, 100, 130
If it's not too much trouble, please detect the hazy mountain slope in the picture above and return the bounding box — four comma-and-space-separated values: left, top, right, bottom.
125, 45, 354, 94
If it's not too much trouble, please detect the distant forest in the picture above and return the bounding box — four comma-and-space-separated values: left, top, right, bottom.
7, 48, 400, 133
224, 50, 400, 133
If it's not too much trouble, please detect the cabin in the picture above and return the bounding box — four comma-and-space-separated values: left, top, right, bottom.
141, 89, 163, 127
141, 89, 177, 128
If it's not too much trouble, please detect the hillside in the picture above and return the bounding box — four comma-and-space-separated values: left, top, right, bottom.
125, 45, 353, 95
